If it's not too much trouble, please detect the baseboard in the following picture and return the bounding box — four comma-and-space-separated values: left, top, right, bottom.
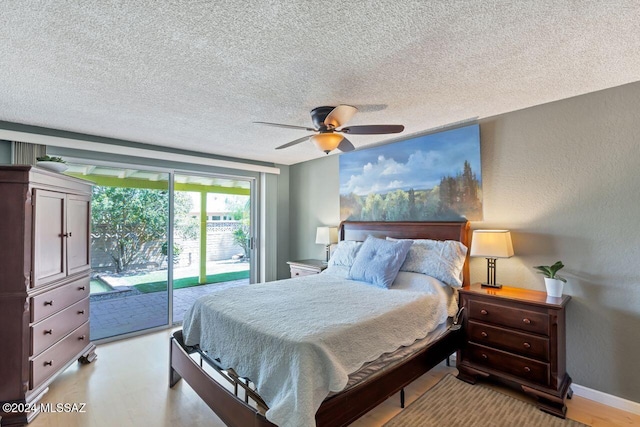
573, 383, 640, 415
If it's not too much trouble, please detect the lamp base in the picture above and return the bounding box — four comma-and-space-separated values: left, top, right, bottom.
480, 282, 502, 289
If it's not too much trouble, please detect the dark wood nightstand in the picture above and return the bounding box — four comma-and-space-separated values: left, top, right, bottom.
456, 283, 572, 418
287, 259, 327, 278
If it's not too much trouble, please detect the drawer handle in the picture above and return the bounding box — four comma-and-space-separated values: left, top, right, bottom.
523, 342, 531, 349
79, 286, 86, 291
78, 335, 86, 341
44, 360, 53, 366
481, 331, 488, 338
44, 300, 54, 306
524, 366, 531, 373
295, 272, 299, 276
480, 309, 488, 315
481, 353, 488, 360
44, 329, 53, 335
522, 318, 531, 324
78, 310, 85, 315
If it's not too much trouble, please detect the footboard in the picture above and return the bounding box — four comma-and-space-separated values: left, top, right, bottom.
170, 328, 462, 427
170, 331, 274, 427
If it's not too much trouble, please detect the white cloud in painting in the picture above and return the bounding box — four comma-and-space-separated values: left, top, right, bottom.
342, 149, 452, 195
339, 124, 481, 197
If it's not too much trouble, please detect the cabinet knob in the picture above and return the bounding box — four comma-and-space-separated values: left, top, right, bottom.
481, 331, 488, 338
78, 286, 86, 291
524, 366, 531, 373
523, 342, 531, 349
78, 310, 85, 315
44, 329, 53, 335
44, 300, 54, 306
481, 353, 488, 360
61, 232, 70, 237
78, 335, 86, 341
480, 309, 488, 315
522, 318, 531, 324
44, 360, 53, 366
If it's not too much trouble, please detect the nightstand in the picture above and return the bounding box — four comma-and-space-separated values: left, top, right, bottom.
287, 259, 327, 278
456, 283, 572, 418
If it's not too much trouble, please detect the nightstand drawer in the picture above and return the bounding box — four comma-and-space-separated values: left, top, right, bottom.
468, 320, 550, 361
290, 267, 318, 278
468, 300, 549, 335
466, 343, 550, 386
287, 260, 327, 278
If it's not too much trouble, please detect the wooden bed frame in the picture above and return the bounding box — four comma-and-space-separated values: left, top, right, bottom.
169, 220, 470, 427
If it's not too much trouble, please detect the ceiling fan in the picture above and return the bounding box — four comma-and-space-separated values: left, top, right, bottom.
255, 105, 405, 154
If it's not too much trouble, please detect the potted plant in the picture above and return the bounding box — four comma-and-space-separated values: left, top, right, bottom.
534, 261, 566, 297
36, 155, 68, 172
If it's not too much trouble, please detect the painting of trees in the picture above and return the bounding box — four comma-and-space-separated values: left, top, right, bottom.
339, 124, 482, 221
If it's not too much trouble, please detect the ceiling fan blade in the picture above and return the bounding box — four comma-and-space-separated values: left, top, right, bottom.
337, 137, 355, 152
340, 124, 404, 135
275, 134, 313, 150
254, 121, 316, 132
324, 105, 358, 128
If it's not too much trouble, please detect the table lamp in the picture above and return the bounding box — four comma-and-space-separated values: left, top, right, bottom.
316, 226, 338, 263
470, 230, 514, 288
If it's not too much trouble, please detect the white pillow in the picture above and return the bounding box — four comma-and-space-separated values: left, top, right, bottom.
327, 240, 362, 268
387, 237, 467, 288
391, 271, 446, 293
391, 271, 459, 317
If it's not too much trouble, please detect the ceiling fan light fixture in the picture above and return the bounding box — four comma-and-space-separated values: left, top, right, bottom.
311, 133, 343, 154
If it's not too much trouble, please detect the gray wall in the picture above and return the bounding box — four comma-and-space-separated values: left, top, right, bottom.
288, 81, 640, 402
290, 155, 340, 261
0, 140, 11, 163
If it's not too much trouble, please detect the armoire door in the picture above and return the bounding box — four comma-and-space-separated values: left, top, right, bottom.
32, 189, 66, 287
66, 194, 91, 276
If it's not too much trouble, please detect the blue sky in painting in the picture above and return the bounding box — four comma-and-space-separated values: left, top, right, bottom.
339, 124, 481, 195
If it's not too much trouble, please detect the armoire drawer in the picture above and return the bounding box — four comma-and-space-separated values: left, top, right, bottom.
30, 275, 89, 323
31, 298, 90, 356
30, 321, 90, 390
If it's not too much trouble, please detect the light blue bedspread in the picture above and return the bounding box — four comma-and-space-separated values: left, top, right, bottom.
182, 272, 446, 427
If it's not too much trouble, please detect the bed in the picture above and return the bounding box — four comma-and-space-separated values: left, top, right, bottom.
169, 220, 470, 427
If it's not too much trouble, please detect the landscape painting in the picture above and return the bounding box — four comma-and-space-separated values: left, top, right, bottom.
339, 124, 482, 221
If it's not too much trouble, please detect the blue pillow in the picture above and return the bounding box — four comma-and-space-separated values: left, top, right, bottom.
348, 235, 413, 288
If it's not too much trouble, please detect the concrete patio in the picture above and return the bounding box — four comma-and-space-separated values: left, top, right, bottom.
89, 260, 250, 340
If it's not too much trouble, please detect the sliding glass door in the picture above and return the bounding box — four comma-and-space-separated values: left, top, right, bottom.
172, 173, 252, 323
65, 164, 256, 339
73, 167, 170, 340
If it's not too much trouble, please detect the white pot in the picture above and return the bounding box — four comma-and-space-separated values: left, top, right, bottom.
37, 161, 68, 173
544, 278, 564, 297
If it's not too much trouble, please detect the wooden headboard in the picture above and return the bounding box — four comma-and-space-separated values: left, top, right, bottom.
338, 221, 471, 287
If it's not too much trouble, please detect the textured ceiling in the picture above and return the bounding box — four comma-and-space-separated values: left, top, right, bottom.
1, 1, 639, 166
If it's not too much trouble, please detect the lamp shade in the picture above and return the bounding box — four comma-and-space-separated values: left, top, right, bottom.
311, 133, 344, 154
470, 230, 514, 258
315, 226, 339, 245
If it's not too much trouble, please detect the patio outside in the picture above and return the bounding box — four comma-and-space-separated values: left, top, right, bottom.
90, 259, 250, 340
